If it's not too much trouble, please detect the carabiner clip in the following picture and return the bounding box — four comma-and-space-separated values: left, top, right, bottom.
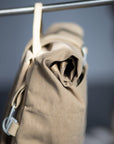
82, 45, 88, 67
2, 105, 18, 136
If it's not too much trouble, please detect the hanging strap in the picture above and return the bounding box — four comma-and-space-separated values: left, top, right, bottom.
16, 2, 43, 87
33, 3, 43, 57
2, 3, 43, 137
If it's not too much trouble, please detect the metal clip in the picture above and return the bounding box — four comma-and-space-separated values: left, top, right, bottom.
82, 45, 87, 67
2, 105, 18, 136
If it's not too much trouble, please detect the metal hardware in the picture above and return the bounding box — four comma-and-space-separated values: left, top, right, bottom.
2, 105, 17, 135
82, 46, 87, 66
0, 0, 114, 16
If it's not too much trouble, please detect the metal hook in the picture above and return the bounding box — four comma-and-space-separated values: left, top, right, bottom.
2, 105, 18, 135
82, 45, 88, 67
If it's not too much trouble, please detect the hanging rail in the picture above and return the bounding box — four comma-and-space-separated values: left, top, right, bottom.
0, 0, 114, 16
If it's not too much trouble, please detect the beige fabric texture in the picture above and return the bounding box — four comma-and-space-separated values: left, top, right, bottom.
0, 3, 88, 144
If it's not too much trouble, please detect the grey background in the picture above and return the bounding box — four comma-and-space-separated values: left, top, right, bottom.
0, 0, 114, 131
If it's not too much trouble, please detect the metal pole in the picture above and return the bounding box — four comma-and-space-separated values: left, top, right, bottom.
0, 0, 114, 16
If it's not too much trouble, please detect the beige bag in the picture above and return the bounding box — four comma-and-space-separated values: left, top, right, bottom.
0, 3, 88, 144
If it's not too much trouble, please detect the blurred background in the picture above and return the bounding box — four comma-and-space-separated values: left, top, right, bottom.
0, 0, 114, 143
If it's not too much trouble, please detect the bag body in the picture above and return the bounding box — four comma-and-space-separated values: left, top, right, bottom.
0, 3, 88, 144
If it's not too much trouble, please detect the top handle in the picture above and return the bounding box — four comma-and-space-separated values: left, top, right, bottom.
33, 3, 43, 57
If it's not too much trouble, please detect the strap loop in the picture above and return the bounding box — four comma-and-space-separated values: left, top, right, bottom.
33, 3, 43, 57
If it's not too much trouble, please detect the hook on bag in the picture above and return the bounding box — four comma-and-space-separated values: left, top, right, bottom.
82, 45, 88, 67
2, 105, 17, 136
2, 84, 25, 136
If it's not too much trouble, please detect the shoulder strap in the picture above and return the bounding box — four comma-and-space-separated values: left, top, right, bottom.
33, 3, 43, 57
1, 3, 43, 137
12, 3, 43, 90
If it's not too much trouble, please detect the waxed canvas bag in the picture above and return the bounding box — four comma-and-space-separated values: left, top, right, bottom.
0, 3, 88, 144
